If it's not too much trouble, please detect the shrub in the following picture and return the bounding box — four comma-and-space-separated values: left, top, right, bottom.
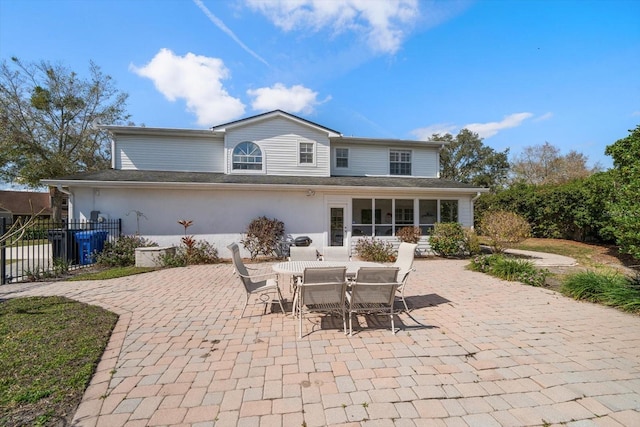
429, 222, 466, 257
396, 226, 422, 244
355, 237, 395, 262
463, 227, 481, 255
96, 235, 158, 267
160, 238, 219, 267
480, 210, 531, 253
469, 254, 548, 287
241, 216, 285, 260
562, 271, 640, 312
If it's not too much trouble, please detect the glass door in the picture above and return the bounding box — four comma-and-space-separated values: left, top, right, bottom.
330, 207, 345, 246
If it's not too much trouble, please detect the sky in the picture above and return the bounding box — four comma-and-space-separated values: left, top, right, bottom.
1, 0, 639, 174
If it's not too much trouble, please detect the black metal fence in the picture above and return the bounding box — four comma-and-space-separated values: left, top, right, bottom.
1, 218, 121, 285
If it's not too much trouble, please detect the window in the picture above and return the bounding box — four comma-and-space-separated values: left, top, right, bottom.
390, 150, 411, 175
440, 200, 459, 223
336, 148, 349, 168
232, 141, 262, 170
299, 142, 314, 164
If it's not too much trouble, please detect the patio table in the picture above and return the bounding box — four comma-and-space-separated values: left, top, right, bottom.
272, 260, 384, 278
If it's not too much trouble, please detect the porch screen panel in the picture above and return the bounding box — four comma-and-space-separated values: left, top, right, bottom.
419, 199, 437, 235
352, 199, 373, 236
375, 199, 392, 236
441, 200, 459, 223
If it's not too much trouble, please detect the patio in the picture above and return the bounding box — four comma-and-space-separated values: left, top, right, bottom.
1, 258, 639, 426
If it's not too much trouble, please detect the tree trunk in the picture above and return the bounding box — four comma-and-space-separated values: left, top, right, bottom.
50, 187, 64, 222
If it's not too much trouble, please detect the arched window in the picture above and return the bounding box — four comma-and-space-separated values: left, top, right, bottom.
232, 141, 262, 170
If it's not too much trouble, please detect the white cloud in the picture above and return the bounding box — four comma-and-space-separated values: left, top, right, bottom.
247, 83, 328, 114
131, 48, 245, 126
411, 123, 458, 140
533, 112, 553, 122
464, 112, 534, 138
245, 0, 420, 54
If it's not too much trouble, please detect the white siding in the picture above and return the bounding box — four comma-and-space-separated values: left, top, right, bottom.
331, 144, 440, 177
225, 117, 331, 176
116, 136, 224, 172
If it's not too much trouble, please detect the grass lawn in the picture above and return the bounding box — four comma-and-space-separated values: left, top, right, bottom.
0, 296, 118, 426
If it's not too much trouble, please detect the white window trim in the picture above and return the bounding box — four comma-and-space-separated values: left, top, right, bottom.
335, 147, 349, 169
298, 141, 316, 167
389, 149, 412, 176
230, 141, 266, 174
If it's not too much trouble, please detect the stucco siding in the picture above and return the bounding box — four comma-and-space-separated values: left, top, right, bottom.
225, 117, 330, 176
116, 136, 224, 172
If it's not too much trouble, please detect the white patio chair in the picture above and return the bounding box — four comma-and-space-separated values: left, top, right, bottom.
297, 267, 348, 339
289, 246, 319, 261
227, 243, 285, 317
347, 267, 399, 336
320, 246, 350, 261
393, 242, 418, 312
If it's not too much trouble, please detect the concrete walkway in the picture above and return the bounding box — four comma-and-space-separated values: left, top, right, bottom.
1, 259, 639, 427
503, 249, 577, 267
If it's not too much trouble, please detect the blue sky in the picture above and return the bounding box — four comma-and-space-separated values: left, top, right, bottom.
1, 0, 639, 171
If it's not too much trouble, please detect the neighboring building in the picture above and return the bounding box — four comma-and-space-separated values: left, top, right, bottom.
42, 110, 488, 255
0, 190, 53, 222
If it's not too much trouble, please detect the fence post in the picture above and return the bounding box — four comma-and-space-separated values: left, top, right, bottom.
1, 217, 6, 285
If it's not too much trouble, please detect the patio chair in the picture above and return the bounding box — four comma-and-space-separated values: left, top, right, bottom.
297, 267, 348, 339
347, 267, 399, 336
289, 246, 320, 261
393, 242, 418, 312
320, 246, 350, 261
227, 243, 285, 317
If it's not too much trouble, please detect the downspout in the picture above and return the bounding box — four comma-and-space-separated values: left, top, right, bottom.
471, 192, 481, 230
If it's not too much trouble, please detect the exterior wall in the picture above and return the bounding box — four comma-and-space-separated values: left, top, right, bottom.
71, 186, 326, 256
330, 144, 440, 177
70, 186, 477, 258
225, 116, 331, 177
115, 135, 224, 172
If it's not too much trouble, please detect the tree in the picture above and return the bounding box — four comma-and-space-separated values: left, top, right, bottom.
437, 129, 510, 190
511, 142, 599, 185
605, 125, 640, 260
0, 58, 130, 220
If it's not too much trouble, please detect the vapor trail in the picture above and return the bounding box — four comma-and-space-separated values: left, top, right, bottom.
193, 0, 270, 67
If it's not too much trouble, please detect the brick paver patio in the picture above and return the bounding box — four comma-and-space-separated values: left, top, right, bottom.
1, 259, 639, 426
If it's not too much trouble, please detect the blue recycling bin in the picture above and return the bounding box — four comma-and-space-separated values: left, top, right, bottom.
74, 230, 109, 265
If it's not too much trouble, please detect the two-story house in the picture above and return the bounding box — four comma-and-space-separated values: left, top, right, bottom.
42, 110, 488, 256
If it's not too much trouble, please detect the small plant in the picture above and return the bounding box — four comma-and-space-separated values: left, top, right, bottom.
469, 254, 548, 287
562, 271, 640, 313
429, 222, 466, 257
396, 226, 422, 244
355, 237, 395, 262
480, 210, 531, 253
241, 216, 285, 260
159, 220, 220, 266
96, 235, 158, 267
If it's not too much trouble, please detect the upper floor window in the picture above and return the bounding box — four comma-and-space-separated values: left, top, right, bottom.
299, 142, 314, 165
390, 150, 411, 175
336, 148, 349, 168
233, 141, 262, 170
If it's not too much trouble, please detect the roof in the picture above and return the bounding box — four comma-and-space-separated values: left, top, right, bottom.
42, 170, 488, 193
0, 190, 51, 215
210, 110, 342, 137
